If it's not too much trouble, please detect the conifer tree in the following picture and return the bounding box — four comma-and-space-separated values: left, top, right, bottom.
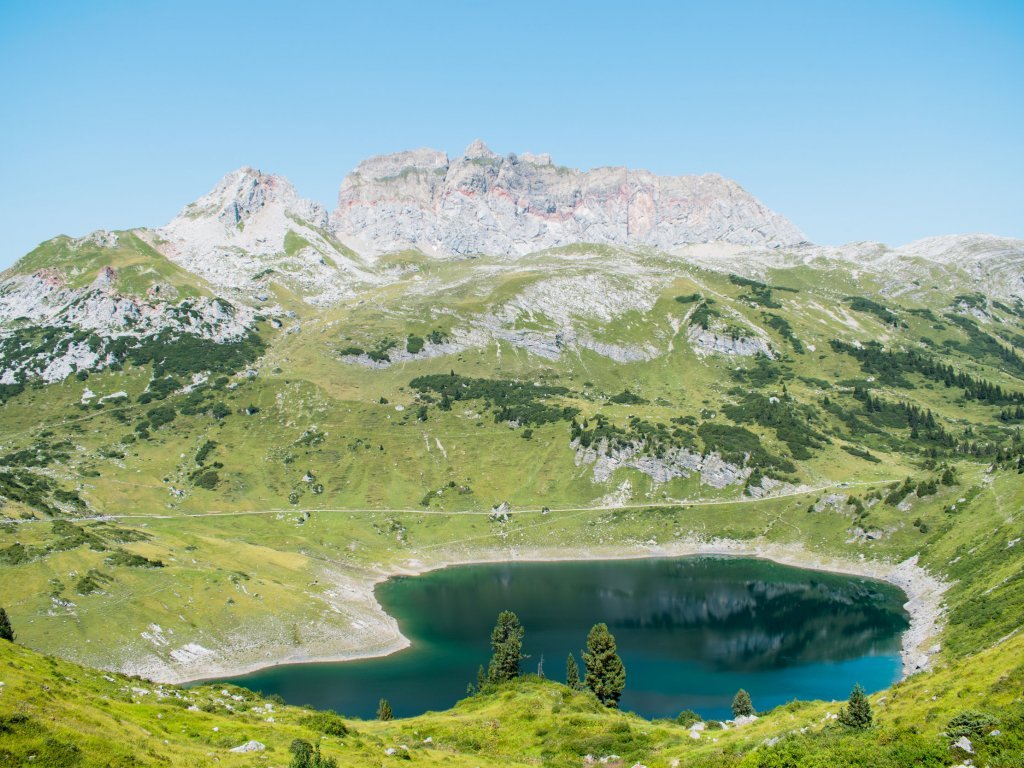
0, 608, 13, 643
376, 698, 393, 721
731, 689, 755, 718
837, 683, 873, 728
582, 623, 626, 707
288, 740, 338, 768
289, 739, 313, 768
487, 610, 525, 683
566, 652, 581, 690
476, 664, 486, 691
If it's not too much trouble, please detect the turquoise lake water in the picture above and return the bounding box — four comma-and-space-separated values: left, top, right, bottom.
219, 556, 909, 720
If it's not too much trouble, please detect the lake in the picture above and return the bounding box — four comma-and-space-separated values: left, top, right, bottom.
219, 556, 909, 720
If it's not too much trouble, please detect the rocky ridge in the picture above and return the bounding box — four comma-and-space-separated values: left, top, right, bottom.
330, 140, 808, 257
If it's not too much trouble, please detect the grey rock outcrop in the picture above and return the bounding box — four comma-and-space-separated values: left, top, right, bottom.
687, 326, 774, 357
0, 269, 252, 342
572, 438, 750, 489
331, 141, 807, 257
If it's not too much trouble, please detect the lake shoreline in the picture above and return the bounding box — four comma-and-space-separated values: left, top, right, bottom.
156, 536, 948, 687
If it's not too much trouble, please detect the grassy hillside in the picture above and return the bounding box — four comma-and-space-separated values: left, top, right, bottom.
2, 242, 1024, 764
2, 231, 211, 299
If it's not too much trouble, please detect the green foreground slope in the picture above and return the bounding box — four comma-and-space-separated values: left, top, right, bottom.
1, 630, 1023, 767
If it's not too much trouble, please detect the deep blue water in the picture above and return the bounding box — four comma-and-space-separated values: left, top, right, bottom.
219, 556, 908, 720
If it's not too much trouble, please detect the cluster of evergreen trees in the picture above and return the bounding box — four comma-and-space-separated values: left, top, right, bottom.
1000, 405, 1024, 422
728, 273, 797, 308
850, 386, 956, 447
944, 314, 1024, 377
722, 390, 827, 460
409, 373, 578, 427
474, 611, 627, 708
845, 386, 1024, 461
832, 339, 1024, 405
846, 297, 904, 327
471, 610, 874, 728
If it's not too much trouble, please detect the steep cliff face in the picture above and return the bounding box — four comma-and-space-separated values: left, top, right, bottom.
331, 140, 808, 257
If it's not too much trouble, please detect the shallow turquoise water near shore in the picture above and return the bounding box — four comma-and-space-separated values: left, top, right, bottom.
221, 556, 909, 720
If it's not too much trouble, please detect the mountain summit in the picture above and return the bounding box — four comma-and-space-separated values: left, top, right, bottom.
330, 141, 808, 257
155, 167, 372, 302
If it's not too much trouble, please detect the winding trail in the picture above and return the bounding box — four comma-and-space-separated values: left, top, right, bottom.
6, 479, 891, 525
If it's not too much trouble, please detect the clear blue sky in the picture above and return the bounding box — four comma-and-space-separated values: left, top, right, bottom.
1, 0, 1021, 267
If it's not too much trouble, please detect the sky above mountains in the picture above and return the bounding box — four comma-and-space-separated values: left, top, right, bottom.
0, 0, 1021, 269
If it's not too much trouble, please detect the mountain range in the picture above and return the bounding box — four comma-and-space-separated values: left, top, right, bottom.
2, 140, 1021, 388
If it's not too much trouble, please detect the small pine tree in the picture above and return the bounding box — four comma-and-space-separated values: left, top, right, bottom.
583, 623, 626, 708
566, 652, 581, 690
289, 739, 337, 768
376, 698, 393, 721
0, 608, 13, 643
487, 610, 525, 683
476, 664, 486, 691
731, 689, 755, 718
837, 683, 872, 728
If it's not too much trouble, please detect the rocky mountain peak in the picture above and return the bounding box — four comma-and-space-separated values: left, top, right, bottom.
175, 167, 328, 230
156, 168, 371, 303
330, 142, 808, 258
463, 138, 497, 160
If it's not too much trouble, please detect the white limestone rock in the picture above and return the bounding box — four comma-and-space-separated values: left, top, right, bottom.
229, 740, 265, 753
687, 326, 773, 358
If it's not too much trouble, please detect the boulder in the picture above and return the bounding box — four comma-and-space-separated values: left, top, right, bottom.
229, 740, 264, 753
950, 735, 973, 754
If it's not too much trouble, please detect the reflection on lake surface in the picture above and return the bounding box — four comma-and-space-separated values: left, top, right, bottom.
221, 557, 909, 719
